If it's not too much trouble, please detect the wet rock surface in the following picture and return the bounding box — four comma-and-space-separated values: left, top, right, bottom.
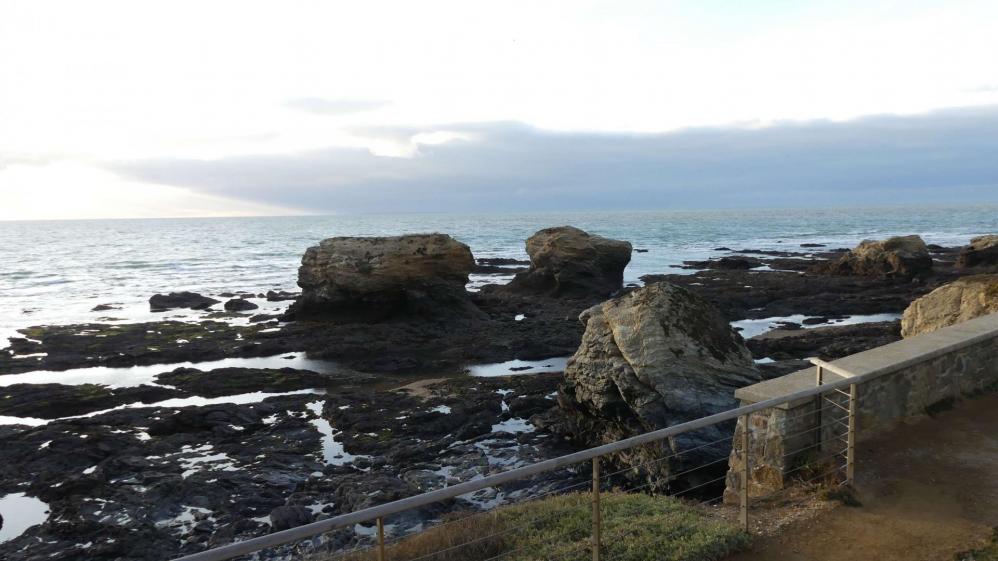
0, 383, 182, 419
155, 366, 376, 397
0, 374, 574, 560
0, 321, 288, 374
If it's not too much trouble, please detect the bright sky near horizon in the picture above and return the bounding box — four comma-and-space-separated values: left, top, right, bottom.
2, 0, 998, 220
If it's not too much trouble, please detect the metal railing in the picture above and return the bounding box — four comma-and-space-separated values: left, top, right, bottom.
174, 356, 887, 561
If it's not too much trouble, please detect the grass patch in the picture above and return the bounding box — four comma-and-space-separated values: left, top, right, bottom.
334, 492, 748, 561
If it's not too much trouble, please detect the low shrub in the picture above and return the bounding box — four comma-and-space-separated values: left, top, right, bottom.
333, 492, 748, 561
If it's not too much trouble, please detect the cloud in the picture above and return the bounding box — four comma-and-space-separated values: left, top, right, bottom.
109, 106, 998, 214
284, 97, 391, 115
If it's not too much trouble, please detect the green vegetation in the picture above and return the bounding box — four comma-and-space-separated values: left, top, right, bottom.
336, 492, 748, 561
956, 529, 998, 561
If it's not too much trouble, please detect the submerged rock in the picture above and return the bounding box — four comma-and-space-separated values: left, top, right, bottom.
901, 275, 998, 338
683, 256, 760, 270
288, 234, 481, 322
956, 235, 998, 268
548, 282, 761, 489
504, 226, 632, 298
223, 298, 259, 312
149, 292, 220, 312
265, 290, 299, 302
812, 235, 932, 279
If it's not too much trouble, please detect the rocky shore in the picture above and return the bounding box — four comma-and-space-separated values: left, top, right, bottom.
2, 228, 996, 560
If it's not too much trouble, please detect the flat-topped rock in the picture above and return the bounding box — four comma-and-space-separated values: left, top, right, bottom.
901, 274, 998, 337
289, 233, 480, 322
504, 226, 632, 298
813, 235, 932, 279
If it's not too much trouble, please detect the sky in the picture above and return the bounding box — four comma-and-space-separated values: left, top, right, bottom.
2, 0, 998, 220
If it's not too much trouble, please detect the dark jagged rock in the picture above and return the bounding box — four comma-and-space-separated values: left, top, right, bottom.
746, 321, 902, 363
265, 290, 299, 302
503, 226, 632, 299
288, 234, 481, 322
91, 303, 121, 312
269, 505, 312, 531
149, 292, 220, 312
248, 313, 280, 323
224, 298, 259, 312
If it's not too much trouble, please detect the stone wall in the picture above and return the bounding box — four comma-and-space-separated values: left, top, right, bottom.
723, 313, 998, 503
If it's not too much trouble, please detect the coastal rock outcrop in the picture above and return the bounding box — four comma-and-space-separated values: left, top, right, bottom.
549, 282, 761, 489
813, 235, 932, 279
505, 226, 632, 298
900, 275, 998, 338
288, 234, 480, 322
956, 235, 998, 268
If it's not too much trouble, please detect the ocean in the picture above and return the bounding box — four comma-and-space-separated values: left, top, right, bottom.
2, 205, 997, 347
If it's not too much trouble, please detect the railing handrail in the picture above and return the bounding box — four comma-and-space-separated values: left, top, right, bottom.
174, 324, 998, 561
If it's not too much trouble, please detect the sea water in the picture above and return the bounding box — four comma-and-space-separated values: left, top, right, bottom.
2, 205, 996, 348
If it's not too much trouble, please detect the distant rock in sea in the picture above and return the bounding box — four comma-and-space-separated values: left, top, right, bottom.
812, 235, 932, 280
503, 226, 632, 299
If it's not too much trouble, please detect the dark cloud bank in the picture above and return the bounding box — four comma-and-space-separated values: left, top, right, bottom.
113, 105, 998, 213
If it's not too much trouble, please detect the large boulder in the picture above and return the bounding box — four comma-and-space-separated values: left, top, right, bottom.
551, 282, 761, 489
505, 226, 632, 298
956, 235, 998, 268
813, 235, 932, 279
288, 234, 481, 322
900, 275, 998, 338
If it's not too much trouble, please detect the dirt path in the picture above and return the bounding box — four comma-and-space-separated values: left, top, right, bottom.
728, 392, 998, 561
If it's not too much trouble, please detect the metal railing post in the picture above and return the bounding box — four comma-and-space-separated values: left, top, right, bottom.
814, 365, 824, 450
739, 414, 749, 532
376, 517, 386, 561
592, 456, 601, 561
846, 383, 857, 484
